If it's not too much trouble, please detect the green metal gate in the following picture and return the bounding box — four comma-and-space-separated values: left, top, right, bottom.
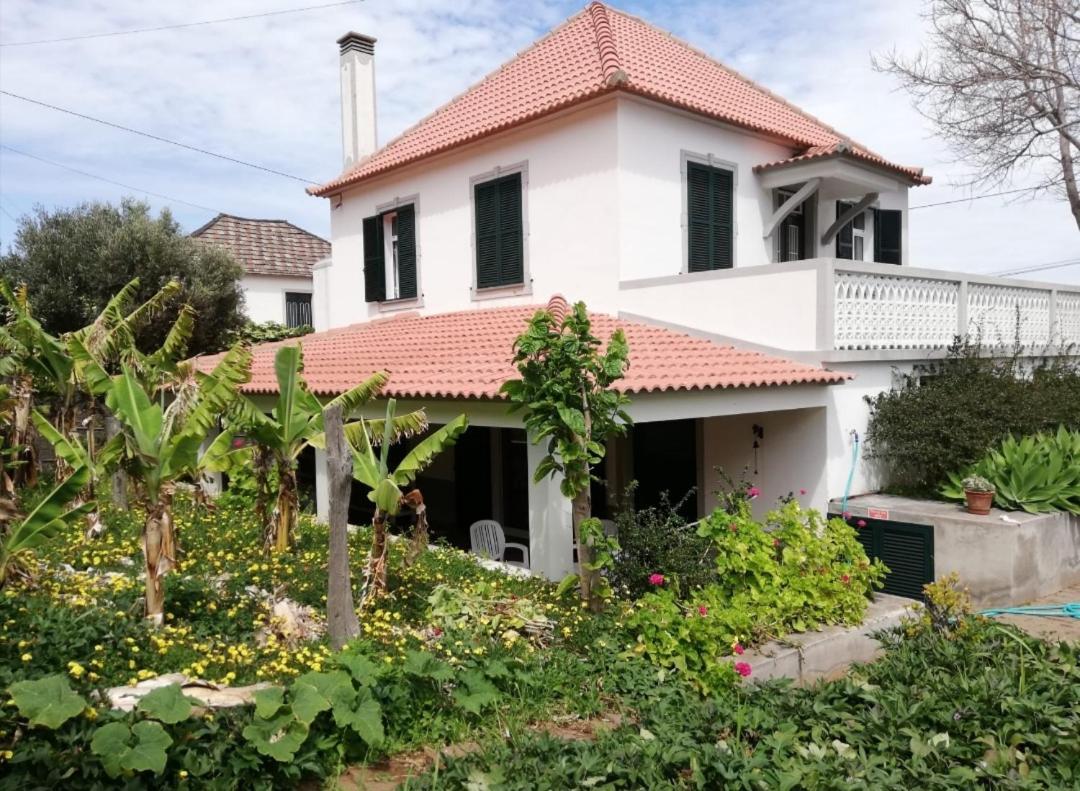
831, 515, 935, 601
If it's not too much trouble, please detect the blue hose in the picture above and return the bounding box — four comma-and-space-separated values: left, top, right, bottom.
840, 431, 859, 517
981, 603, 1080, 619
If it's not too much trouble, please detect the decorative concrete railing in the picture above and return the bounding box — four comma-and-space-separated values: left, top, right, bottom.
831, 263, 1080, 351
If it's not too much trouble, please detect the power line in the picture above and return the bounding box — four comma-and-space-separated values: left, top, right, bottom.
0, 1, 364, 47
909, 183, 1064, 210
1, 91, 316, 184
0, 144, 225, 215
992, 257, 1080, 277
0, 203, 18, 224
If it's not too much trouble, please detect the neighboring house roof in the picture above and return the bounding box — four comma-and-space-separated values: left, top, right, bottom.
190, 214, 330, 278
195, 296, 848, 398
311, 1, 928, 197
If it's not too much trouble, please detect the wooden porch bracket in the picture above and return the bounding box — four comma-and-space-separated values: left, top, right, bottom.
762, 178, 821, 239
820, 192, 878, 246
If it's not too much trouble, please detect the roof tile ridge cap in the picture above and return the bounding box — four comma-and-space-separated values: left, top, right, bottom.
314, 6, 599, 192
586, 2, 627, 86
606, 6, 873, 151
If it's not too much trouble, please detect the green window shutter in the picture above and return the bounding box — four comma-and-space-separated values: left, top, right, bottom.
835, 201, 853, 259
396, 205, 417, 299
474, 172, 524, 289
497, 173, 523, 285
687, 162, 733, 272
362, 214, 385, 303
873, 208, 902, 264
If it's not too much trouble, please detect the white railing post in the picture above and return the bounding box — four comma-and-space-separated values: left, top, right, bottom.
1049, 289, 1059, 340
818, 259, 836, 351
957, 279, 969, 339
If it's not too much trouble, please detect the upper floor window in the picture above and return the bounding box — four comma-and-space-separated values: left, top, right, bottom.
284, 292, 312, 328
474, 172, 524, 289
773, 188, 816, 262
363, 204, 417, 302
836, 202, 902, 265
686, 161, 733, 272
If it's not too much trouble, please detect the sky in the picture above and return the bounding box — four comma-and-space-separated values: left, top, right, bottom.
0, 0, 1077, 285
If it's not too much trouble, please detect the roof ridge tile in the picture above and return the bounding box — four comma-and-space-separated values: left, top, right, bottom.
586, 2, 627, 86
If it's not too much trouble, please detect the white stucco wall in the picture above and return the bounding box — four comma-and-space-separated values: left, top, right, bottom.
322, 98, 621, 328
240, 274, 314, 324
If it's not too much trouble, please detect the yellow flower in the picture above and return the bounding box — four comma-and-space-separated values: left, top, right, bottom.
84, 706, 98, 720
20, 653, 32, 662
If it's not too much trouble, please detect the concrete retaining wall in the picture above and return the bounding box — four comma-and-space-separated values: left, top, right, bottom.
741, 594, 915, 685
832, 494, 1080, 608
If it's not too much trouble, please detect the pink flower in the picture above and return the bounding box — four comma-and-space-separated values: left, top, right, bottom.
772, 538, 781, 547
746, 486, 761, 499
842, 511, 851, 520
698, 605, 708, 616
648, 573, 665, 586
799, 488, 807, 495
728, 523, 738, 533
734, 662, 752, 678
857, 519, 867, 528
732, 643, 744, 655
841, 574, 851, 585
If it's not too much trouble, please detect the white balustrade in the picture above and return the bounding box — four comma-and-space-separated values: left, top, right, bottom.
832, 266, 1080, 352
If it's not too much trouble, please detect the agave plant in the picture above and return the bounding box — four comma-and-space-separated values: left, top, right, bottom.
942, 426, 1080, 514
349, 399, 467, 601
221, 345, 428, 553
0, 465, 95, 586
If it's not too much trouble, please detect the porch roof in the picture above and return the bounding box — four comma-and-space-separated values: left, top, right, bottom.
195, 297, 849, 399
754, 142, 931, 188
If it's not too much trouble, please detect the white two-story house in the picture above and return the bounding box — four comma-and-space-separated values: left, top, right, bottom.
203, 2, 1080, 579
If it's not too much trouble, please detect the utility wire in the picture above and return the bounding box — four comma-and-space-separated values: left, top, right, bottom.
1, 91, 316, 184
992, 257, 1080, 277
0, 1, 363, 47
910, 183, 1064, 209
0, 144, 225, 215
0, 203, 18, 224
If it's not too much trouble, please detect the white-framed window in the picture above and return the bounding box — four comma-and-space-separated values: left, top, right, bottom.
851, 208, 866, 261
773, 187, 815, 262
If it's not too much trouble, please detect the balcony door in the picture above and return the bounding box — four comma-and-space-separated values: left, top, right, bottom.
774, 188, 816, 262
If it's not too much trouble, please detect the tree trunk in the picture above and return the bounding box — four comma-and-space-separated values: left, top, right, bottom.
142, 488, 177, 626
105, 414, 127, 505
402, 489, 428, 567
10, 375, 36, 490
253, 445, 274, 538
270, 462, 298, 553
1057, 125, 1080, 232
363, 508, 390, 604
53, 397, 76, 481
325, 405, 360, 650
572, 488, 600, 612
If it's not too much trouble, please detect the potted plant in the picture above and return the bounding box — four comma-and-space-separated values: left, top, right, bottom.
962, 475, 995, 515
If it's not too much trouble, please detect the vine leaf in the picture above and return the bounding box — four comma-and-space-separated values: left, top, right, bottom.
137, 683, 194, 724
241, 711, 310, 762
91, 720, 173, 777
8, 674, 87, 729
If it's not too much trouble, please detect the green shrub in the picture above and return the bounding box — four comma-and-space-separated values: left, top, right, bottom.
627, 499, 886, 693
607, 487, 715, 599
227, 320, 312, 346
865, 339, 1080, 494
941, 426, 1080, 513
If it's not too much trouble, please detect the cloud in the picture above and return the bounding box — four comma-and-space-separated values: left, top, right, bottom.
0, 0, 1076, 284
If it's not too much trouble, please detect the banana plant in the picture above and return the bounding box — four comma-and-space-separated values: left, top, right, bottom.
0, 465, 95, 586
100, 346, 251, 624
349, 398, 468, 601
220, 345, 428, 553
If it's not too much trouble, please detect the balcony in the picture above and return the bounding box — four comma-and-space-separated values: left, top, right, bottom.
618, 258, 1080, 359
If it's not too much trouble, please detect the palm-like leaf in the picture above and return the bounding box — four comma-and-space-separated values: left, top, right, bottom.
143, 303, 196, 373
392, 414, 468, 487
31, 410, 90, 470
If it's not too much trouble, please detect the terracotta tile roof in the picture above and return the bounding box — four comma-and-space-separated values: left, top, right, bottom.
752, 142, 931, 183
311, 2, 927, 197
195, 296, 849, 399
191, 214, 330, 278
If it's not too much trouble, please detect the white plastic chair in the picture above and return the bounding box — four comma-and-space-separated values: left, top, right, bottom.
469, 519, 530, 569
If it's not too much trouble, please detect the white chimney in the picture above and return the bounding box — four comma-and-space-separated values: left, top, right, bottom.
338, 32, 377, 169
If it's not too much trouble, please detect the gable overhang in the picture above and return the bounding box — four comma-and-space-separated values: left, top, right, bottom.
755, 154, 922, 193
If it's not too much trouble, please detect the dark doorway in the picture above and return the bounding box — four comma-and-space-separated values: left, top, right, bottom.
632, 419, 698, 521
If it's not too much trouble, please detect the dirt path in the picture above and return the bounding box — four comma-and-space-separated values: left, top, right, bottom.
333, 711, 628, 790
990, 583, 1080, 643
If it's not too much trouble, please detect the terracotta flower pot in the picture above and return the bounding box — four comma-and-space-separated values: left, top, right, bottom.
964, 489, 993, 515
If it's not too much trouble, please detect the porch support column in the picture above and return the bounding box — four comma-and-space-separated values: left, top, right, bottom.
314, 447, 330, 523
526, 441, 574, 580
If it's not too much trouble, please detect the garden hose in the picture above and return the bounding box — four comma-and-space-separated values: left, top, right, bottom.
981, 603, 1080, 620
841, 431, 860, 517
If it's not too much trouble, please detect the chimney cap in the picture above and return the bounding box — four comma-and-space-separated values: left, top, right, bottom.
338, 31, 376, 54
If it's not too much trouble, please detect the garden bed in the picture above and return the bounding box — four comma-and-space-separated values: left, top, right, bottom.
834, 494, 1080, 607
